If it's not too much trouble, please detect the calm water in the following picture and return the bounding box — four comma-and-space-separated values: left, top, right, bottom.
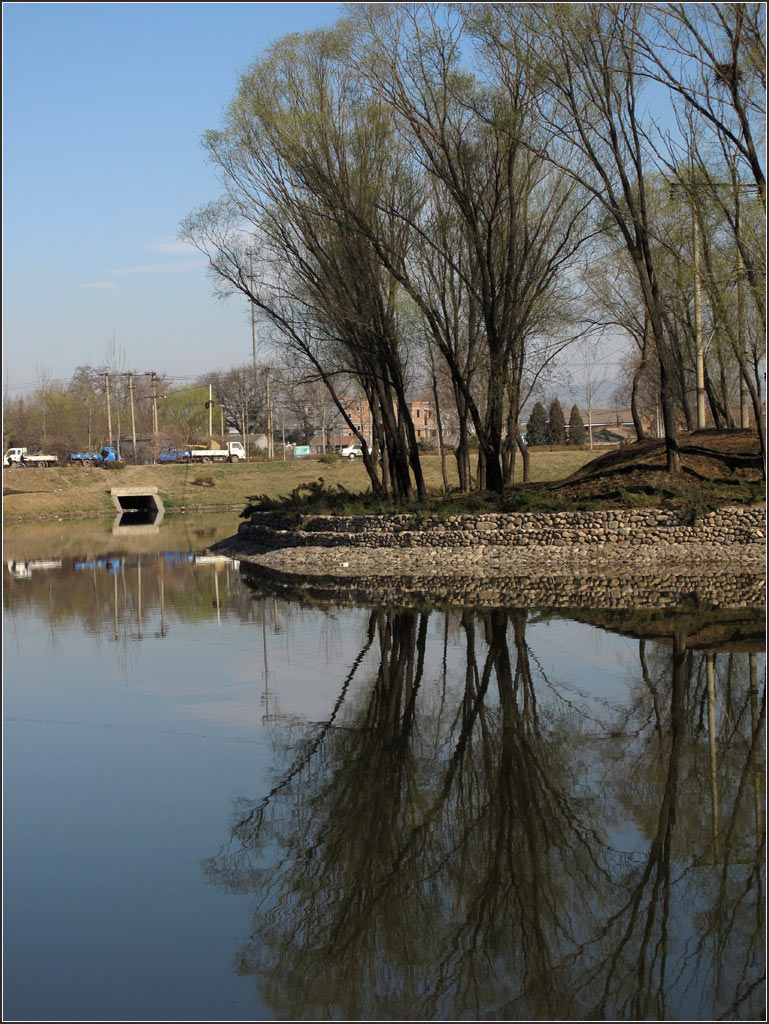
2, 517, 766, 1021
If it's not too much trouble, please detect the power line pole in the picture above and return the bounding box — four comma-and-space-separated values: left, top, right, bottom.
104, 370, 113, 446
125, 372, 137, 464
248, 251, 258, 375
150, 372, 159, 464
735, 192, 750, 428
266, 370, 274, 459
208, 383, 213, 439
693, 206, 706, 429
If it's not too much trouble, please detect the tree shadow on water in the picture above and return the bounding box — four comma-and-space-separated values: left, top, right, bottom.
203, 604, 765, 1021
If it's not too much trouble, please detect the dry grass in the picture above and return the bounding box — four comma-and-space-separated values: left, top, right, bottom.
2, 448, 603, 523
5, 435, 760, 525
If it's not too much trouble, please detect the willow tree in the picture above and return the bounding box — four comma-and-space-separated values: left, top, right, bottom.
468, 4, 691, 473
181, 26, 426, 501
347, 4, 593, 493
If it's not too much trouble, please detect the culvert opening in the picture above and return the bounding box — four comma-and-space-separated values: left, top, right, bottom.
110, 488, 165, 532
115, 494, 157, 512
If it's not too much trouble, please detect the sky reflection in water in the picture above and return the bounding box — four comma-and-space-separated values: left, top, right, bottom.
2, 537, 765, 1022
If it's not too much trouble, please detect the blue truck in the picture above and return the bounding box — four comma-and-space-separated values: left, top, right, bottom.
69, 445, 121, 467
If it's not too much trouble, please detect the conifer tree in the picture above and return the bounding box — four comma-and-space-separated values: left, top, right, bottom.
526, 402, 548, 446
547, 398, 567, 445
568, 405, 585, 446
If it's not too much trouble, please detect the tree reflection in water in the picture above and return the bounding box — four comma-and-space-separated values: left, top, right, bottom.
204, 604, 765, 1021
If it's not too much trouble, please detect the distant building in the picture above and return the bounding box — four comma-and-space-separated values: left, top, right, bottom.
320, 397, 438, 450
573, 407, 648, 444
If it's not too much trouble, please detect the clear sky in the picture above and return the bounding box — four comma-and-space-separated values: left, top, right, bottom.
2, 1, 345, 397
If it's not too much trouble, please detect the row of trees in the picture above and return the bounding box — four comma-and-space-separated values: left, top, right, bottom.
2, 361, 347, 463
179, 3, 765, 497
526, 399, 586, 447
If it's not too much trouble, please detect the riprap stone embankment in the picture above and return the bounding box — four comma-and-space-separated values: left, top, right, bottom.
215, 505, 766, 609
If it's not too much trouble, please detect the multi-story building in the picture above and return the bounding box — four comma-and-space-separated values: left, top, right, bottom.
320, 397, 438, 450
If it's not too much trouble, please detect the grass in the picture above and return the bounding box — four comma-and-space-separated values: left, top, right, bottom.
2, 435, 763, 524
1, 449, 601, 522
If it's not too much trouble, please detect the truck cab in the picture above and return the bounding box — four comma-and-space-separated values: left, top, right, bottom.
3, 447, 27, 466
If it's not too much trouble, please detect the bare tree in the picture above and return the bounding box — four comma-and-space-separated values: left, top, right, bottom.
352, 3, 594, 492
182, 27, 428, 501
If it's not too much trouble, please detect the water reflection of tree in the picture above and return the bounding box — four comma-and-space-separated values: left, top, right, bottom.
588, 637, 765, 1021
205, 607, 615, 1019
205, 605, 764, 1021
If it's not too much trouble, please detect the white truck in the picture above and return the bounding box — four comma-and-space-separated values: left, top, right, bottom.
3, 447, 59, 468
160, 440, 246, 464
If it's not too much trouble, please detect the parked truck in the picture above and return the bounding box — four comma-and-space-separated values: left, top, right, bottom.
3, 447, 59, 468
159, 441, 245, 464
69, 446, 121, 467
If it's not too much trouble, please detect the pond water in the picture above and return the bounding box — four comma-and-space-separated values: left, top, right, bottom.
2, 516, 766, 1021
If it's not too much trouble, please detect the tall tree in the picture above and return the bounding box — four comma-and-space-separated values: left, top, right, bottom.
471, 4, 689, 472
351, 3, 593, 492
182, 26, 426, 501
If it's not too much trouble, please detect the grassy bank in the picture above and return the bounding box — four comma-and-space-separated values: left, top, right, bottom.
3, 433, 763, 525
2, 448, 601, 523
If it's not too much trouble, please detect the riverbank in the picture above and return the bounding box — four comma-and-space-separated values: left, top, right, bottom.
1, 448, 598, 522
215, 503, 766, 610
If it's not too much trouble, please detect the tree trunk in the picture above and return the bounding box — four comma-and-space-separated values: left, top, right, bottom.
454, 386, 472, 493
703, 365, 727, 430
432, 373, 449, 494
515, 430, 530, 483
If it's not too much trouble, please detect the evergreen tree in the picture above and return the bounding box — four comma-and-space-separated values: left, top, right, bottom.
526, 402, 548, 446
568, 404, 585, 446
547, 398, 567, 445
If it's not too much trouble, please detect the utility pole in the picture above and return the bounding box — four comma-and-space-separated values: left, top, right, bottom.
693, 206, 706, 430
266, 370, 274, 459
208, 384, 213, 439
124, 373, 137, 464
150, 372, 159, 464
672, 175, 758, 430
103, 372, 113, 449
248, 251, 258, 375
735, 192, 750, 428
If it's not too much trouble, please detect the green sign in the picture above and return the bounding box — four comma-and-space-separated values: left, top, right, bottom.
294, 445, 310, 458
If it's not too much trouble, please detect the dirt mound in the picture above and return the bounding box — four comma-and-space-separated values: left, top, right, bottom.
544, 429, 764, 509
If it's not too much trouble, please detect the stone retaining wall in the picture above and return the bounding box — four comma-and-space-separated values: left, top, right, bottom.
238, 505, 766, 553
222, 505, 765, 609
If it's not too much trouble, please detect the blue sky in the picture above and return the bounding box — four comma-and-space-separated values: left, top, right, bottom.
2, 2, 344, 396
